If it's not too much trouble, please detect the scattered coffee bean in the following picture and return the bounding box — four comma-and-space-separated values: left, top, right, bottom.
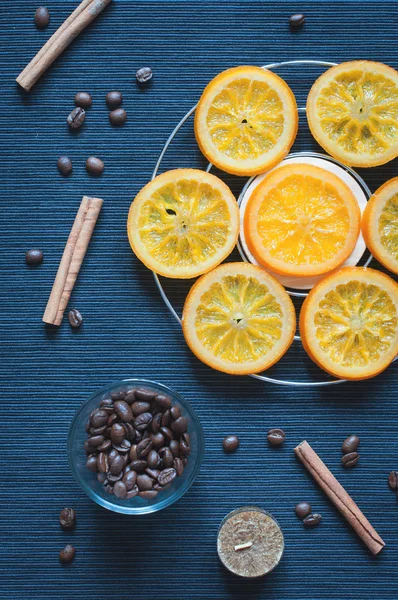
109, 108, 127, 126
57, 156, 73, 176
295, 502, 312, 520
267, 428, 286, 447
85, 385, 190, 500
68, 309, 83, 329
59, 508, 76, 530
59, 544, 75, 564
136, 67, 153, 84
342, 451, 359, 468
86, 156, 104, 176
34, 6, 50, 28
289, 13, 305, 28
388, 471, 398, 491
25, 249, 43, 265
139, 490, 158, 499
74, 92, 92, 109
303, 513, 322, 527
113, 480, 127, 498
342, 435, 360, 454
67, 107, 85, 130
223, 435, 240, 453
106, 91, 123, 109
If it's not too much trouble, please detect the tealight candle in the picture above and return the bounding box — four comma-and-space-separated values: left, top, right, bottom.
217, 507, 284, 578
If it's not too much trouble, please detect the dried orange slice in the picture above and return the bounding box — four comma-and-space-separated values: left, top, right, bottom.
300, 267, 398, 380
194, 66, 298, 176
182, 262, 296, 375
127, 169, 239, 279
307, 61, 398, 167
244, 163, 360, 277
362, 177, 398, 275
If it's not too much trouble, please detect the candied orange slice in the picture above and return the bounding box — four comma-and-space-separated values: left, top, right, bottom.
182, 262, 296, 374
194, 66, 298, 176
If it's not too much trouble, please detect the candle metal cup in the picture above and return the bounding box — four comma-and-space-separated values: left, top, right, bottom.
217, 506, 284, 578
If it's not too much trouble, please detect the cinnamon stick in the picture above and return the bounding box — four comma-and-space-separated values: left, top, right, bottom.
294, 441, 385, 555
17, 0, 112, 91
43, 196, 103, 326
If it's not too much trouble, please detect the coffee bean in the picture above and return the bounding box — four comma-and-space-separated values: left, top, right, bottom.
91, 409, 108, 428
145, 468, 160, 480
106, 91, 123, 109
98, 439, 111, 452
74, 92, 92, 109
137, 438, 153, 458
122, 470, 137, 490
84, 440, 96, 455
108, 448, 119, 462
132, 401, 151, 417
169, 439, 180, 457
126, 486, 139, 499
109, 454, 125, 476
97, 472, 107, 484
57, 156, 73, 176
145, 449, 159, 468
97, 452, 109, 473
86, 456, 98, 472
123, 422, 136, 442
34, 6, 50, 28
67, 107, 85, 129
180, 433, 191, 457
112, 439, 131, 453
170, 406, 181, 420
135, 412, 153, 431
295, 502, 312, 520
113, 480, 127, 498
87, 435, 104, 447
172, 416, 188, 436
25, 249, 43, 265
161, 410, 171, 427
130, 459, 147, 473
107, 472, 123, 483
86, 156, 104, 176
158, 468, 177, 487
137, 474, 153, 491
155, 394, 172, 410
90, 425, 107, 436
289, 13, 305, 28
123, 391, 135, 405
160, 447, 174, 468
139, 490, 158, 499
303, 513, 322, 527
160, 426, 173, 444
100, 398, 113, 407
173, 457, 184, 476
136, 67, 153, 84
107, 413, 118, 427
110, 423, 125, 444
109, 108, 127, 126
68, 309, 83, 328
342, 435, 360, 454
59, 544, 75, 564
388, 471, 398, 491
223, 435, 240, 453
114, 401, 133, 422
129, 444, 138, 461
267, 428, 286, 447
342, 452, 359, 468
111, 390, 126, 401
59, 508, 76, 530
150, 432, 165, 450
151, 412, 162, 434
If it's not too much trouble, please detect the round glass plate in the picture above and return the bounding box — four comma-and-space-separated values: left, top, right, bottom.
150, 59, 395, 387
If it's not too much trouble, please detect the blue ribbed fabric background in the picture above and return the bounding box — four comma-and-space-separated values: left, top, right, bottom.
1, 1, 398, 598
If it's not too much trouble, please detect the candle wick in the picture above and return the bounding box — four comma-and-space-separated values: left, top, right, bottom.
234, 541, 253, 552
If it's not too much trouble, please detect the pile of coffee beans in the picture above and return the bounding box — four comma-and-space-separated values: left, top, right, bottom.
341, 435, 360, 468
295, 502, 322, 527
84, 387, 190, 499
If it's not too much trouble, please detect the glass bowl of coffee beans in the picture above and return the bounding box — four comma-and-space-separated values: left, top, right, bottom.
68, 379, 204, 514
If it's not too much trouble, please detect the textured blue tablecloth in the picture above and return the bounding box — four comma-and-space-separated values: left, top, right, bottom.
1, 1, 398, 598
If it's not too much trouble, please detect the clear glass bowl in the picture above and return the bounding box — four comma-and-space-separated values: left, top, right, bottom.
68, 378, 204, 515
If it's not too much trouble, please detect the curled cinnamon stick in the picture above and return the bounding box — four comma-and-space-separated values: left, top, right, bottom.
17, 0, 112, 91
294, 441, 385, 555
43, 196, 103, 326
